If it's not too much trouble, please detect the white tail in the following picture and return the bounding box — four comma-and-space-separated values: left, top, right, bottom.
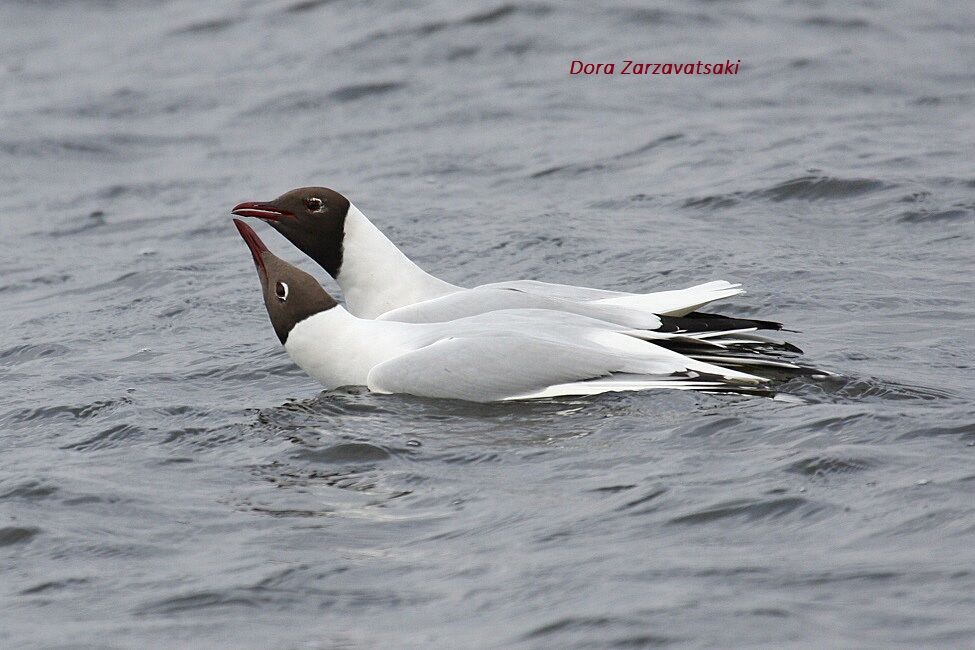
591, 281, 744, 316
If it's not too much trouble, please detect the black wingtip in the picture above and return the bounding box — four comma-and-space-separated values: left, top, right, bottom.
658, 311, 784, 334
683, 311, 784, 331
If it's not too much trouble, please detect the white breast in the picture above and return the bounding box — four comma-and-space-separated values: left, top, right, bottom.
283, 308, 413, 388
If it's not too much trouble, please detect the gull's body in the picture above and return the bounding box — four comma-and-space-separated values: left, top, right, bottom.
231, 220, 782, 403
285, 306, 765, 402
333, 203, 745, 323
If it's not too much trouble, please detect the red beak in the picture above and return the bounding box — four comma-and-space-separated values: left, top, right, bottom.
231, 201, 294, 222
233, 219, 269, 275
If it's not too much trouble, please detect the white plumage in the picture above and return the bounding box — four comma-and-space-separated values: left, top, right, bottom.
338, 204, 746, 322
284, 306, 766, 402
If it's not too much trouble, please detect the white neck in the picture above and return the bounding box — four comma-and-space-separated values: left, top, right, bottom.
337, 204, 459, 318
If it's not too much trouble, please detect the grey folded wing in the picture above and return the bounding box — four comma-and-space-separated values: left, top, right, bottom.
376, 286, 661, 329
365, 334, 625, 402
478, 279, 630, 301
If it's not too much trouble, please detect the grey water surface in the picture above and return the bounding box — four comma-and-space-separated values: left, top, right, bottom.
1, 0, 974, 647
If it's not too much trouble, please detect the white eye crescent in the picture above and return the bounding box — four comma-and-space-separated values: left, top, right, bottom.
275, 281, 289, 301
304, 197, 324, 212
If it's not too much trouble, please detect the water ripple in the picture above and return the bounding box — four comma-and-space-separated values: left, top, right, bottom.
2, 0, 974, 646
668, 496, 830, 525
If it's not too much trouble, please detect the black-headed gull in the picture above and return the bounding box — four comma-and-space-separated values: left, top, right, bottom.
231, 188, 789, 345
232, 219, 796, 402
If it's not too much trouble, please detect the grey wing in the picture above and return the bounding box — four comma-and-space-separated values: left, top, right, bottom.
376, 286, 662, 329
479, 279, 747, 318
365, 335, 624, 402
477, 279, 631, 301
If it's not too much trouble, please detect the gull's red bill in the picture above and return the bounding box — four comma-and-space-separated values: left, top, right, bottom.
233, 218, 269, 275
231, 201, 294, 222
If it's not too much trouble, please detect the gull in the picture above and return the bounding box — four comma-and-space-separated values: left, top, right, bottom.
230, 188, 788, 346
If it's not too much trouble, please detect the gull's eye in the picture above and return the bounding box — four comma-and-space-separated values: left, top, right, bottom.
303, 197, 324, 212
275, 281, 289, 301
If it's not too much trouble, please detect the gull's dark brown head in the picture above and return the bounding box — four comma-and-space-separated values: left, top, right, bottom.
232, 187, 351, 278
233, 218, 337, 344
